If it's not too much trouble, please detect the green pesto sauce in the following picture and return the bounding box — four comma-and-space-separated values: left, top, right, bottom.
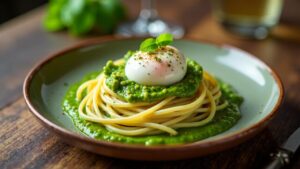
62, 72, 243, 145
103, 59, 203, 103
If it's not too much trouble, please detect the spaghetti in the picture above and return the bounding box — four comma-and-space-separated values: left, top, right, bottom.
76, 59, 228, 136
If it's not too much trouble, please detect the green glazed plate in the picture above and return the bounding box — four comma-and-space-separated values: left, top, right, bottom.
24, 37, 283, 160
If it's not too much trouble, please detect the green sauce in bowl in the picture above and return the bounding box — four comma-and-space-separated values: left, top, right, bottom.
62, 71, 242, 145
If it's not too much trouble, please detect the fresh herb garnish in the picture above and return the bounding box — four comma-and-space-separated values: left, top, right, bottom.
156, 33, 173, 46
139, 33, 174, 52
44, 0, 126, 36
139, 38, 158, 52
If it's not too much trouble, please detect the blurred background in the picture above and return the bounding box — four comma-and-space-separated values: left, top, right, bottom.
1, 0, 300, 38
1, 0, 300, 24
0, 0, 47, 24
1, 1, 300, 169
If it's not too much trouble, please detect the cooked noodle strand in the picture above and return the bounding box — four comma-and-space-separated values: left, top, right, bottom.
76, 61, 227, 136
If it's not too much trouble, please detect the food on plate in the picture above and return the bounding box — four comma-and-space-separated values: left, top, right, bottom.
62, 34, 243, 145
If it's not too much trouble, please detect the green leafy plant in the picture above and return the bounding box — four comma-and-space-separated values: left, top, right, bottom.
44, 0, 126, 36
139, 33, 174, 52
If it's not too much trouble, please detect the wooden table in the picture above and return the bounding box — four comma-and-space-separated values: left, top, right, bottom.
1, 0, 300, 168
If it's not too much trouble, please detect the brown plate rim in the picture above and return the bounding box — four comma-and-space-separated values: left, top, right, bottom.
23, 36, 284, 152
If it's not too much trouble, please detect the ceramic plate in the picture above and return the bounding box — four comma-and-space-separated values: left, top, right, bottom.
24, 37, 283, 160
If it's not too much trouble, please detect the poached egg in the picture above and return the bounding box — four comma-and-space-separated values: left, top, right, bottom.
125, 46, 187, 86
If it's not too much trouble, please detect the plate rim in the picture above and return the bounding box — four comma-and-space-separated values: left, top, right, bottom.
23, 36, 284, 158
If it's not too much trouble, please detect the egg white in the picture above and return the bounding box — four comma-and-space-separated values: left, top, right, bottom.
125, 46, 187, 86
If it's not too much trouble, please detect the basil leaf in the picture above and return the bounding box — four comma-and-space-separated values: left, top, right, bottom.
43, 0, 67, 31
156, 33, 173, 46
44, 14, 64, 31
44, 0, 126, 35
139, 38, 158, 52
95, 0, 126, 34
96, 0, 115, 33
69, 9, 96, 35
138, 33, 174, 52
61, 0, 85, 26
61, 0, 96, 35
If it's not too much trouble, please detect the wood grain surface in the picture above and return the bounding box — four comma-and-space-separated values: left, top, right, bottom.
1, 0, 300, 168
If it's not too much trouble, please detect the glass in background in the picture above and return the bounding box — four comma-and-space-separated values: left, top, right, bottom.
116, 0, 184, 38
212, 0, 283, 39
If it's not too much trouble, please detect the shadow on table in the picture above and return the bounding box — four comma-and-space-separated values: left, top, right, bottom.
271, 23, 300, 44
